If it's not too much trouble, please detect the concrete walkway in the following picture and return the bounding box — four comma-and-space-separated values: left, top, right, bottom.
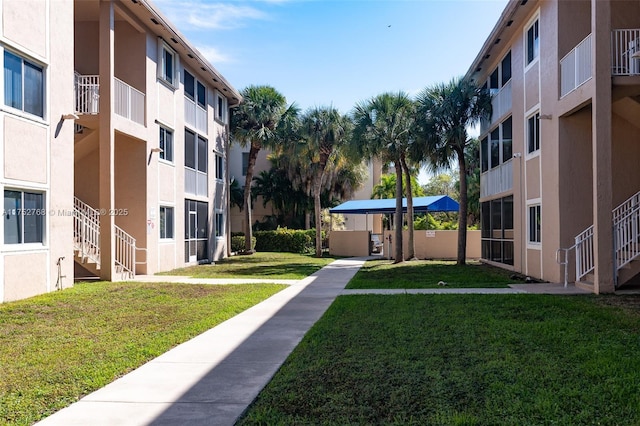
36, 257, 589, 426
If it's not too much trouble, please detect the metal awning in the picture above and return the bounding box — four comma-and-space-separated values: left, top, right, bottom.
329, 195, 459, 215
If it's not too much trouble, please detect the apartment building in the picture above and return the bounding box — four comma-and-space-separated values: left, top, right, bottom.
0, 0, 241, 303
469, 0, 640, 293
0, 0, 75, 302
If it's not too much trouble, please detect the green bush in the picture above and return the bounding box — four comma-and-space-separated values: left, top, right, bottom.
231, 234, 256, 253
254, 228, 321, 254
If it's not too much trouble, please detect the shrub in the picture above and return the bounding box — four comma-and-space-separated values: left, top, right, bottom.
231, 234, 256, 253
254, 228, 320, 254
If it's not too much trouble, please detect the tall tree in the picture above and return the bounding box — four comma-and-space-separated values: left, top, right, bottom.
414, 77, 491, 265
299, 106, 352, 257
230, 85, 298, 253
353, 92, 415, 263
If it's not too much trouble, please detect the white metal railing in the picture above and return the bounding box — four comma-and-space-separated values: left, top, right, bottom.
73, 196, 101, 266
613, 191, 640, 284
184, 97, 208, 133
612, 29, 640, 76
115, 77, 145, 125
115, 225, 136, 280
575, 225, 594, 283
480, 160, 513, 198
560, 33, 592, 97
480, 80, 512, 134
75, 72, 100, 115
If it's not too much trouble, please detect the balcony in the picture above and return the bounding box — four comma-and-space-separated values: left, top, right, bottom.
74, 73, 145, 126
480, 80, 511, 135
184, 97, 207, 134
480, 160, 512, 199
612, 29, 640, 76
560, 33, 592, 97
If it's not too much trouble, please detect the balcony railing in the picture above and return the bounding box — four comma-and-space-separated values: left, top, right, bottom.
480, 80, 511, 134
612, 29, 640, 76
75, 72, 100, 115
115, 77, 145, 125
560, 33, 592, 97
480, 160, 513, 198
185, 168, 208, 197
184, 97, 208, 133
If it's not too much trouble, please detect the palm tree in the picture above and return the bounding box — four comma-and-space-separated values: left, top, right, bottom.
230, 85, 298, 253
371, 174, 396, 199
414, 77, 491, 265
299, 106, 352, 257
352, 92, 415, 263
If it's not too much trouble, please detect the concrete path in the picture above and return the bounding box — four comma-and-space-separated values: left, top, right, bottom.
36, 257, 590, 426
36, 257, 367, 426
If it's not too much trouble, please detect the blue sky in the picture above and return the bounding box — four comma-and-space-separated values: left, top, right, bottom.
155, 0, 509, 115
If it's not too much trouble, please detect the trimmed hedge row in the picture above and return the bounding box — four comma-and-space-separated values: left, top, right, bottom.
232, 229, 323, 254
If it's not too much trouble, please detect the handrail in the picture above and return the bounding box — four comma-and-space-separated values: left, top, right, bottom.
555, 246, 575, 288
74, 72, 100, 115
115, 225, 136, 280
73, 197, 101, 267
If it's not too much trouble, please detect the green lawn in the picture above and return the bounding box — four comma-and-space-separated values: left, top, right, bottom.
240, 294, 640, 425
158, 252, 339, 279
346, 259, 521, 289
0, 281, 286, 426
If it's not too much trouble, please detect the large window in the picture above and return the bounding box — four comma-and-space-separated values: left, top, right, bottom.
159, 206, 174, 239
481, 195, 513, 265
4, 190, 44, 244
487, 51, 511, 93
184, 70, 206, 109
4, 51, 44, 118
185, 129, 208, 196
481, 116, 512, 172
527, 19, 539, 65
159, 127, 173, 162
527, 112, 540, 153
529, 204, 541, 243
216, 93, 227, 123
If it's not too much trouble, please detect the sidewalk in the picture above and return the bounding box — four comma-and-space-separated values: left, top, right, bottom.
36, 257, 368, 426
36, 258, 589, 426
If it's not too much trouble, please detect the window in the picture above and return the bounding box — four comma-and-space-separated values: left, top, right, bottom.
185, 130, 208, 196
159, 206, 174, 239
501, 51, 512, 85
215, 154, 224, 180
487, 51, 511, 94
242, 152, 249, 176
527, 112, 540, 153
483, 116, 512, 171
529, 204, 541, 243
4, 190, 44, 244
159, 44, 177, 86
527, 19, 539, 65
159, 127, 173, 162
4, 51, 44, 118
481, 195, 514, 265
216, 94, 227, 123
502, 117, 512, 161
184, 70, 205, 108
215, 212, 224, 237
185, 129, 207, 173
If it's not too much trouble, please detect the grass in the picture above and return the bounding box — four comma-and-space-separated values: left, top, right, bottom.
0, 281, 286, 426
346, 259, 521, 289
158, 252, 339, 279
239, 294, 640, 425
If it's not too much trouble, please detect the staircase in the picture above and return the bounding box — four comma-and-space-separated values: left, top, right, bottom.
73, 196, 136, 280
558, 190, 640, 288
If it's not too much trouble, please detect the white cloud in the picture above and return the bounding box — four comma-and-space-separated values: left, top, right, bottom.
155, 1, 269, 30
195, 45, 233, 64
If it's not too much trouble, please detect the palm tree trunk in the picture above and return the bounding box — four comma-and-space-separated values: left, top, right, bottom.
314, 178, 323, 258
394, 162, 404, 263
243, 143, 260, 254
457, 149, 468, 265
401, 155, 415, 260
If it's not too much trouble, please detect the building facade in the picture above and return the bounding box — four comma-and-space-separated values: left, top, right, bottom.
469, 0, 640, 293
1, 0, 241, 302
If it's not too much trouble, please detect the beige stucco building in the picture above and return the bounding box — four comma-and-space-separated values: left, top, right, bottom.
1, 0, 241, 302
470, 0, 640, 293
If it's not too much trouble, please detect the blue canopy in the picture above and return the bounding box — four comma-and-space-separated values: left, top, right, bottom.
329, 195, 459, 215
